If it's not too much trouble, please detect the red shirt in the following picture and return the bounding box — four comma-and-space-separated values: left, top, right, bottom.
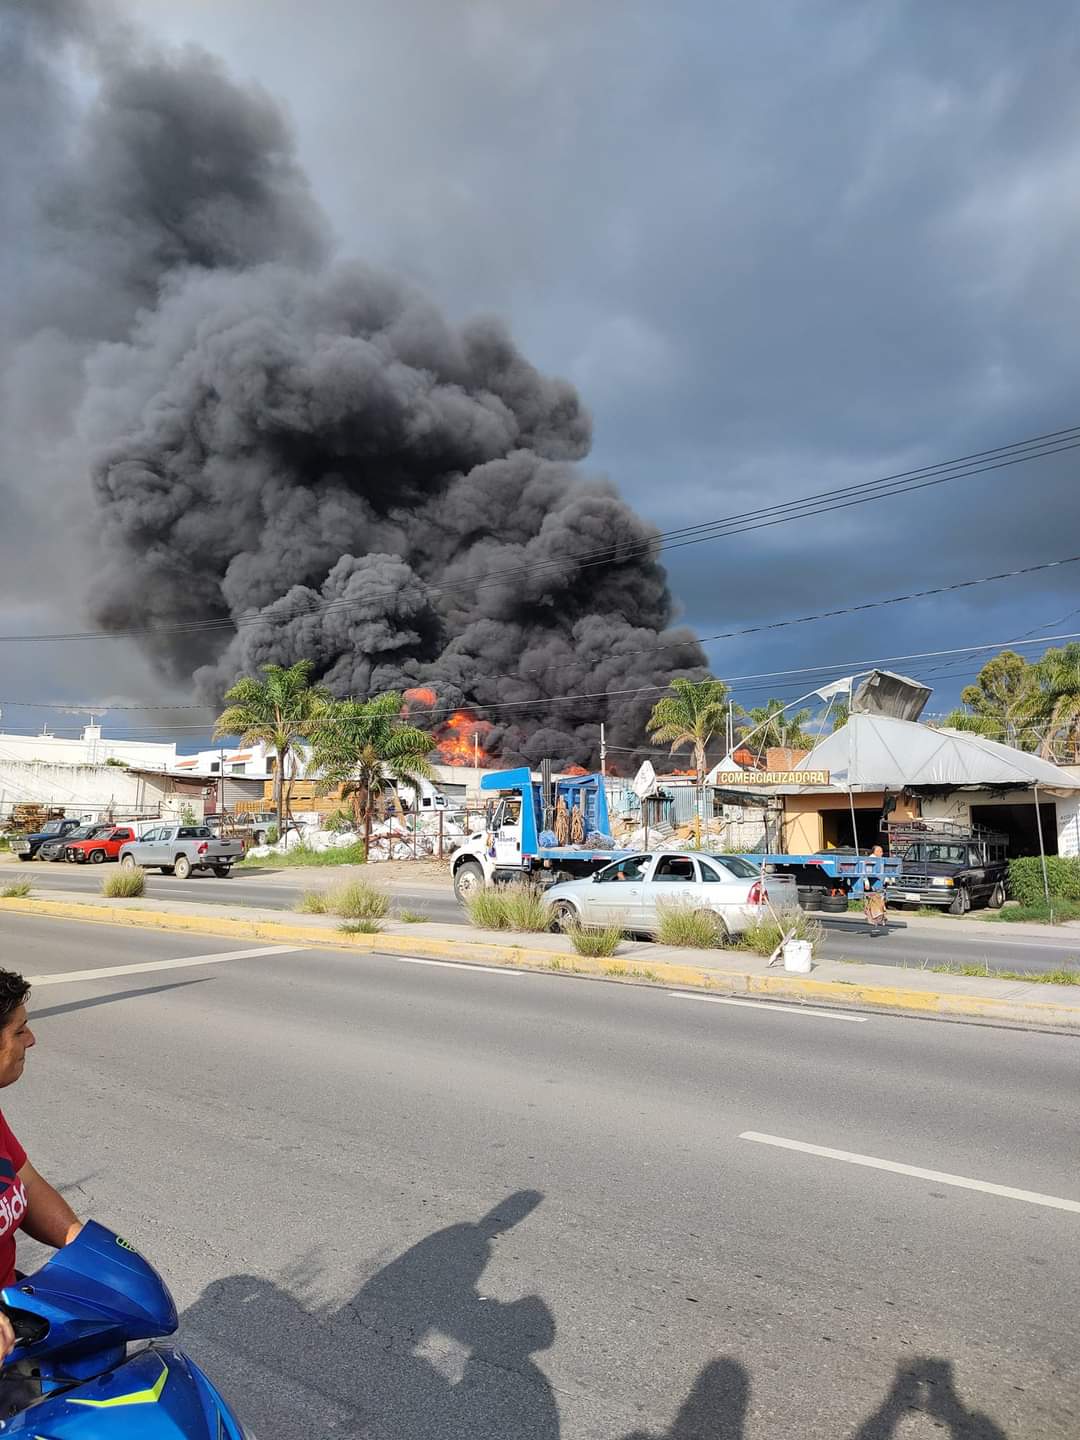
0, 1111, 27, 1287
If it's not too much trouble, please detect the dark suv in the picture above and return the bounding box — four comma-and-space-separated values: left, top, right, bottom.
38, 822, 112, 862
889, 824, 1008, 915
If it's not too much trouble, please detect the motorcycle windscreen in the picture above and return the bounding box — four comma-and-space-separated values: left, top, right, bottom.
5, 1221, 178, 1347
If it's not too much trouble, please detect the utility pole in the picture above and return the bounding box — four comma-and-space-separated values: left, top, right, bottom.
600, 722, 607, 777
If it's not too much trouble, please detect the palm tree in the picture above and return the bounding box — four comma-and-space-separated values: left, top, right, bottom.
646, 677, 732, 784
214, 661, 330, 837
742, 698, 813, 753
1025, 643, 1080, 760
310, 693, 435, 831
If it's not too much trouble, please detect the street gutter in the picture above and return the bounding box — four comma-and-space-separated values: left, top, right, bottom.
3, 894, 1080, 1032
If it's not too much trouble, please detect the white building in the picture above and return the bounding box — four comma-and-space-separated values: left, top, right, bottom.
0, 722, 177, 771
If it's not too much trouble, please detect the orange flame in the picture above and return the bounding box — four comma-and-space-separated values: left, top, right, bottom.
436, 710, 494, 767
403, 686, 437, 707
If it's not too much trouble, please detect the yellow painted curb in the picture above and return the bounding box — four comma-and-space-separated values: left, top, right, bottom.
3, 896, 1080, 1028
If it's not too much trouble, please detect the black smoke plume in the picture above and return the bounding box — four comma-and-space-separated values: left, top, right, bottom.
4, 0, 706, 768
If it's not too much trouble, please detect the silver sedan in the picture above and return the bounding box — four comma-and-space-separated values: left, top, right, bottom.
543, 852, 798, 940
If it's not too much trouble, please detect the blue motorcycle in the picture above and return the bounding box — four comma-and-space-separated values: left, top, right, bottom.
0, 1220, 252, 1437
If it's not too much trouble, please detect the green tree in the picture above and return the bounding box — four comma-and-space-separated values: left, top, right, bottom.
214, 661, 330, 836
310, 693, 435, 831
646, 677, 733, 784
945, 650, 1035, 749
742, 698, 814, 752
1025, 643, 1080, 760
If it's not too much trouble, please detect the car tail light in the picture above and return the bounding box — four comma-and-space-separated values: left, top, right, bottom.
748, 881, 767, 905
197, 842, 209, 855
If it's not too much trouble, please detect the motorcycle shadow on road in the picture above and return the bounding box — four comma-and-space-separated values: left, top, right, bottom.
178, 1190, 1010, 1439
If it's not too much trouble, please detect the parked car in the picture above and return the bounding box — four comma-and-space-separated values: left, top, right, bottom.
542, 851, 799, 940
12, 817, 84, 861
65, 824, 140, 865
118, 824, 244, 878
38, 822, 113, 862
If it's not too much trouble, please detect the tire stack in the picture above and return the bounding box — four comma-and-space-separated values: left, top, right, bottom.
820, 892, 848, 913
797, 886, 825, 911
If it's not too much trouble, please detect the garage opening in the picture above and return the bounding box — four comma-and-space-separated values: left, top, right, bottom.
821, 806, 882, 852
970, 801, 1058, 859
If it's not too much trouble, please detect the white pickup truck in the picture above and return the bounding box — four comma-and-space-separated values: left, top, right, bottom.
118, 825, 244, 879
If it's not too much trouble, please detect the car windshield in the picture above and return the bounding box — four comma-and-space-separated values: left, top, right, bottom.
709, 853, 758, 879
41, 821, 64, 834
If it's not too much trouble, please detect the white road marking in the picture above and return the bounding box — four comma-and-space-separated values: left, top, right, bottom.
27, 945, 306, 986
669, 992, 866, 1022
385, 955, 522, 976
739, 1132, 1080, 1215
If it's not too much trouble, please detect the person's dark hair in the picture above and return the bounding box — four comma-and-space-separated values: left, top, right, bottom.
0, 972, 30, 1029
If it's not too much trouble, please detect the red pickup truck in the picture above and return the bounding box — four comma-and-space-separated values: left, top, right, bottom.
65, 825, 140, 865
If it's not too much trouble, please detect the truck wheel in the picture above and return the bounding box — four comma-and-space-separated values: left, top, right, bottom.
17, 855, 31, 862
988, 882, 1006, 910
453, 861, 485, 903
121, 854, 138, 871
89, 849, 106, 864
174, 855, 192, 880
213, 865, 232, 878
549, 900, 579, 933
948, 887, 971, 916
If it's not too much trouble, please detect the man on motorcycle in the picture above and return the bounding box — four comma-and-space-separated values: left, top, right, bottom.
0, 969, 82, 1359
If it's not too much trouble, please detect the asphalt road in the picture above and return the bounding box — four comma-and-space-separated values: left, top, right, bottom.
8, 911, 1079, 1438
16, 861, 1080, 975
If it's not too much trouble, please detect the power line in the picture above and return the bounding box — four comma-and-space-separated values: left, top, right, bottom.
7, 629, 1080, 737
2, 423, 1079, 645
4, 549, 1077, 715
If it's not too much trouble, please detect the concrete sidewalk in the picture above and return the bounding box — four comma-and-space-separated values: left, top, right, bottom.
3, 886, 1079, 1031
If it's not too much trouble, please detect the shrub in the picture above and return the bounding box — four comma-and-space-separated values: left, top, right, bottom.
463, 883, 550, 932
265, 825, 280, 847
737, 909, 823, 957
298, 890, 329, 914
324, 808, 357, 834
396, 908, 428, 923
655, 900, 725, 948
0, 837, 10, 851
567, 923, 623, 958
338, 919, 383, 935
326, 879, 390, 921
1008, 856, 1080, 906
0, 881, 31, 899
102, 868, 145, 899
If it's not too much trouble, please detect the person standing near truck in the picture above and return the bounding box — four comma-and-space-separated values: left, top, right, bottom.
864, 844, 888, 932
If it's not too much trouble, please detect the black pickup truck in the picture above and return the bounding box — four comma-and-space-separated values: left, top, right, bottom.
12, 817, 84, 861
889, 825, 1008, 915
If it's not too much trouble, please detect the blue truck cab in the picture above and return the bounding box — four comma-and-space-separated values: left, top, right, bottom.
450, 767, 631, 901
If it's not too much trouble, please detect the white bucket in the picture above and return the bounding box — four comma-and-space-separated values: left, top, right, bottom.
783, 939, 813, 973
